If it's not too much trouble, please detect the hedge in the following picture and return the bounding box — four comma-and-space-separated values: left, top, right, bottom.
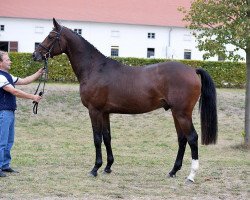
9, 52, 246, 88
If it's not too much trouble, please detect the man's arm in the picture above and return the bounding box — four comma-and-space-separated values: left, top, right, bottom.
3, 84, 42, 102
15, 68, 44, 85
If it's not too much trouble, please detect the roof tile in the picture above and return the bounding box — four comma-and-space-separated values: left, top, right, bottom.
0, 0, 191, 27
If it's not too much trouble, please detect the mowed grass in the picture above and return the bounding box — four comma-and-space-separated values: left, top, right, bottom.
1, 83, 249, 200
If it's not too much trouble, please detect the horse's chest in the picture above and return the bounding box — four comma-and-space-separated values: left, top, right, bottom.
80, 84, 108, 109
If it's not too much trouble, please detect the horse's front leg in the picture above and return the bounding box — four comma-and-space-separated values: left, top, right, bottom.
102, 113, 114, 173
89, 109, 104, 177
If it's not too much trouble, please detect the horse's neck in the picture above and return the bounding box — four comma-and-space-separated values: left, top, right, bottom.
65, 35, 107, 82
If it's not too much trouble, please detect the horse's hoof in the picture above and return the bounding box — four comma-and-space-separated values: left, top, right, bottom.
168, 173, 176, 178
185, 178, 194, 185
89, 171, 98, 177
104, 168, 112, 174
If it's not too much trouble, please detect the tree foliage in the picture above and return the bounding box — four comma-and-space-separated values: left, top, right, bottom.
180, 0, 250, 61
180, 0, 250, 146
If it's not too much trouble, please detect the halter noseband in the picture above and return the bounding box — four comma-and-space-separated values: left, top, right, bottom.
38, 27, 63, 59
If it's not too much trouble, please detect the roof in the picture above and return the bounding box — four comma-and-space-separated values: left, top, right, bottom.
0, 0, 191, 27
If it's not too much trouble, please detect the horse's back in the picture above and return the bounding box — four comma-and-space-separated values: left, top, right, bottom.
144, 61, 200, 92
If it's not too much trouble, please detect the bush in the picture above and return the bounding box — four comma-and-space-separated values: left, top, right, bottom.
9, 53, 246, 88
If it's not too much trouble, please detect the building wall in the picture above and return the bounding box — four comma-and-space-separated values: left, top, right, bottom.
0, 17, 246, 61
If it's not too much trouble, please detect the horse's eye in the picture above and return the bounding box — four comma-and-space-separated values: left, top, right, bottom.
48, 35, 53, 39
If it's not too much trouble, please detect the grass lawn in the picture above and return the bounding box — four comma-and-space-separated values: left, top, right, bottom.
0, 83, 249, 200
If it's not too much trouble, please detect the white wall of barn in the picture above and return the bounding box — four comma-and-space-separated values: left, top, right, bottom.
0, 17, 245, 61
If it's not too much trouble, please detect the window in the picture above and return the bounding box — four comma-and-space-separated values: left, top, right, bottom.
0, 41, 18, 52
184, 49, 191, 59
148, 33, 155, 39
9, 41, 18, 52
74, 29, 82, 35
0, 25, 4, 31
111, 46, 119, 57
218, 55, 225, 61
35, 26, 44, 33
147, 48, 155, 58
111, 30, 120, 38
35, 42, 40, 50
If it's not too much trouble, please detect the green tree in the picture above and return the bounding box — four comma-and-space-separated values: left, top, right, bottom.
180, 0, 250, 146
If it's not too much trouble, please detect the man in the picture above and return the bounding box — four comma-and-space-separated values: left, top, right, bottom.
0, 50, 43, 177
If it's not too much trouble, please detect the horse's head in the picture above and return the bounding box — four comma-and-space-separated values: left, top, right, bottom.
33, 18, 67, 61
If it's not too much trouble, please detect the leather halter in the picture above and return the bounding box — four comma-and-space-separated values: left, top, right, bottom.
38, 27, 63, 59
32, 28, 64, 114
32, 59, 48, 114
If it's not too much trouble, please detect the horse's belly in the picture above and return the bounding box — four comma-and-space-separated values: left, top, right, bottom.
106, 97, 163, 114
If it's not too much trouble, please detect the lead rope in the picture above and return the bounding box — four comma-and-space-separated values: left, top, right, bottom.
33, 59, 48, 114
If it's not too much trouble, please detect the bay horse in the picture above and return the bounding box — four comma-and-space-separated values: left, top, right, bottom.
33, 18, 217, 183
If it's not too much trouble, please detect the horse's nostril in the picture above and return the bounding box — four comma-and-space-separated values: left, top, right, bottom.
32, 53, 35, 59
32, 52, 39, 61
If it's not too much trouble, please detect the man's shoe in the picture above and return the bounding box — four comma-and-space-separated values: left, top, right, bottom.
2, 168, 19, 173
0, 170, 7, 177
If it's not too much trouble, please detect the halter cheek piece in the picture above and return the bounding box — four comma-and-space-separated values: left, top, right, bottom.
38, 27, 63, 59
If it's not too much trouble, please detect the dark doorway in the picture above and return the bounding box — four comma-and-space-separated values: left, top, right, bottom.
0, 42, 8, 51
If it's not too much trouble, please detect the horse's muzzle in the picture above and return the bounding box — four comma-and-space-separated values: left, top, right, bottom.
32, 52, 43, 61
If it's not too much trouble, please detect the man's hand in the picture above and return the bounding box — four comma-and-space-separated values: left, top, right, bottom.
33, 94, 42, 103
37, 68, 46, 76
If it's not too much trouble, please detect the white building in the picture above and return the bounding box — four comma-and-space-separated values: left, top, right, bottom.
0, 0, 245, 61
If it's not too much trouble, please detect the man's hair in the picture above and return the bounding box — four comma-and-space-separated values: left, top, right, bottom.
0, 51, 7, 62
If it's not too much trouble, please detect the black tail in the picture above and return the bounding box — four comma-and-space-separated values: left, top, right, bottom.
196, 68, 218, 145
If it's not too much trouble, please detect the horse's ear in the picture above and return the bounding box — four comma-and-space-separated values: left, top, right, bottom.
53, 18, 61, 30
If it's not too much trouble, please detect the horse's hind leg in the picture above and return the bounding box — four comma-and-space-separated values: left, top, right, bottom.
186, 125, 199, 182
102, 113, 114, 173
171, 111, 199, 182
168, 115, 187, 178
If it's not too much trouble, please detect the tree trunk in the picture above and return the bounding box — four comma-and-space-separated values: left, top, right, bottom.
245, 0, 250, 146
245, 48, 250, 146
